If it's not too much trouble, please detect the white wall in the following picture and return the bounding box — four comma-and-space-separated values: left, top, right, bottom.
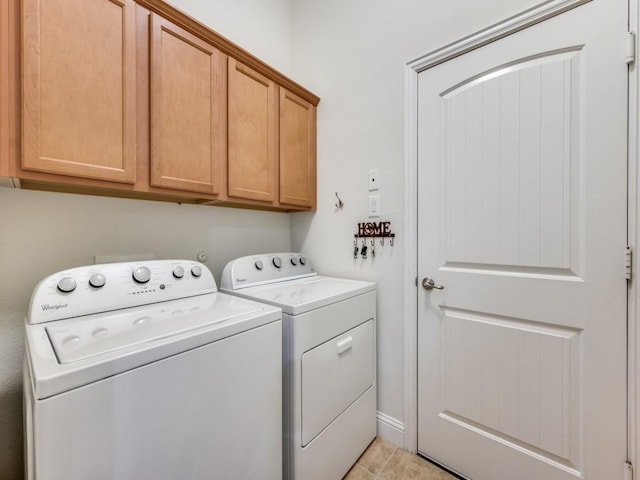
290, 0, 541, 444
3, 1, 579, 477
0, 0, 292, 477
166, 0, 291, 74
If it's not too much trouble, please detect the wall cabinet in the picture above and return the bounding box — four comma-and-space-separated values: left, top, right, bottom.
228, 61, 318, 209
6, 0, 319, 211
279, 88, 316, 208
227, 59, 278, 203
22, 0, 137, 183
150, 14, 226, 195
0, 0, 10, 175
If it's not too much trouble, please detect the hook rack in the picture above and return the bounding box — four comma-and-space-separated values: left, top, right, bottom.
353, 221, 395, 259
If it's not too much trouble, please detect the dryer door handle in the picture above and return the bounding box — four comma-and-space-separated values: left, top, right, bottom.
336, 336, 353, 354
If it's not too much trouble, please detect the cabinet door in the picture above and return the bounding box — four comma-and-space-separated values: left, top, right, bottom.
22, 0, 136, 183
0, 0, 10, 175
279, 88, 316, 208
228, 59, 278, 203
150, 14, 226, 195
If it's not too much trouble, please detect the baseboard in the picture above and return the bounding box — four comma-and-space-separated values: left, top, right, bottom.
376, 411, 405, 448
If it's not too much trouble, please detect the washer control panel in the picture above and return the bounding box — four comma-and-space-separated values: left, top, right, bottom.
221, 253, 316, 290
28, 260, 216, 324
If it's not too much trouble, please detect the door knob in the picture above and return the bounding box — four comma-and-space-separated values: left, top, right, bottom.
422, 277, 444, 290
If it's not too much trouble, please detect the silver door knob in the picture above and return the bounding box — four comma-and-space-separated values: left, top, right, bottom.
422, 277, 444, 290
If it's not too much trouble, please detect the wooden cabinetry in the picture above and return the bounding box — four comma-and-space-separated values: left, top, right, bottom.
279, 88, 316, 208
227, 59, 278, 203
150, 14, 226, 195
21, 0, 137, 183
8, 0, 319, 211
228, 63, 317, 209
0, 0, 9, 174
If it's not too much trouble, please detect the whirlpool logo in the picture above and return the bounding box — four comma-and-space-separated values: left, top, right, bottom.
41, 303, 68, 312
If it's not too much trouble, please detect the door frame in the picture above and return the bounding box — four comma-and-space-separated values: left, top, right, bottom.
402, 0, 639, 470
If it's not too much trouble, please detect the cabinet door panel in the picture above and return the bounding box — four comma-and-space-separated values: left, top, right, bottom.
22, 0, 136, 183
150, 14, 225, 195
280, 89, 316, 208
228, 59, 277, 203
0, 0, 9, 175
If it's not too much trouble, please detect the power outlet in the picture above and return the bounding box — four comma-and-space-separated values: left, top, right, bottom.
369, 169, 380, 191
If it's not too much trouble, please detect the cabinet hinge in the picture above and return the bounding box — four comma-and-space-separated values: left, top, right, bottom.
625, 461, 633, 480
626, 246, 632, 280
627, 32, 636, 65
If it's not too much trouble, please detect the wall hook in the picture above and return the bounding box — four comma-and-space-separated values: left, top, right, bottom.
335, 192, 344, 209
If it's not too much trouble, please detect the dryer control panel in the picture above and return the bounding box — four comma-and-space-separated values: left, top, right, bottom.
221, 253, 316, 290
28, 260, 216, 324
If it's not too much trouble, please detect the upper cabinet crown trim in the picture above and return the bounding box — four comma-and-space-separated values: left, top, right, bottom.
136, 0, 320, 106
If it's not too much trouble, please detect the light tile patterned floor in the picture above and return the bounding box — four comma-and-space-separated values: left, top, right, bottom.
343, 438, 457, 480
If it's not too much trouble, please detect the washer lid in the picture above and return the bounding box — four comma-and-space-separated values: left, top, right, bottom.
46, 293, 262, 364
224, 276, 376, 315
26, 292, 282, 399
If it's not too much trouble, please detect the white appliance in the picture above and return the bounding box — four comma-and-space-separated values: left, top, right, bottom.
220, 253, 377, 480
23, 259, 282, 480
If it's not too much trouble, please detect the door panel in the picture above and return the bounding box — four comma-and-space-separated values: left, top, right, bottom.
440, 308, 579, 462
227, 59, 278, 203
280, 88, 316, 208
150, 14, 226, 195
443, 50, 577, 273
417, 2, 627, 479
22, 0, 136, 183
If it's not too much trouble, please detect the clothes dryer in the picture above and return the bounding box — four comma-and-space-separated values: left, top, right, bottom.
221, 253, 376, 480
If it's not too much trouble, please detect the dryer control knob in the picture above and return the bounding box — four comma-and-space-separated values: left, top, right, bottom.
57, 277, 77, 293
191, 265, 202, 277
255, 260, 264, 270
290, 257, 298, 266
89, 274, 106, 288
132, 266, 151, 284
272, 256, 282, 268
173, 266, 185, 279
299, 256, 306, 266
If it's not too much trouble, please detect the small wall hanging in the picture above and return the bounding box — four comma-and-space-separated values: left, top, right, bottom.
353, 221, 395, 259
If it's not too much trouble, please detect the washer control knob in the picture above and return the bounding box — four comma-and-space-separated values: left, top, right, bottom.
255, 260, 264, 270
132, 266, 151, 284
272, 256, 283, 268
191, 265, 202, 277
57, 277, 77, 293
290, 257, 298, 266
89, 274, 106, 288
299, 256, 306, 266
173, 266, 185, 279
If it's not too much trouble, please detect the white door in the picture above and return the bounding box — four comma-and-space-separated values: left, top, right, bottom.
417, 2, 628, 479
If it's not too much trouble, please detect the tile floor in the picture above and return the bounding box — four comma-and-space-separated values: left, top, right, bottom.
343, 438, 457, 480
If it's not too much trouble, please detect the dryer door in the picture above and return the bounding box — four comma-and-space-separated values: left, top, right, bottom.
301, 319, 374, 446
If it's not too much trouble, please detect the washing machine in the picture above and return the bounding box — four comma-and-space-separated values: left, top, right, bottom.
23, 259, 282, 480
220, 252, 377, 480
